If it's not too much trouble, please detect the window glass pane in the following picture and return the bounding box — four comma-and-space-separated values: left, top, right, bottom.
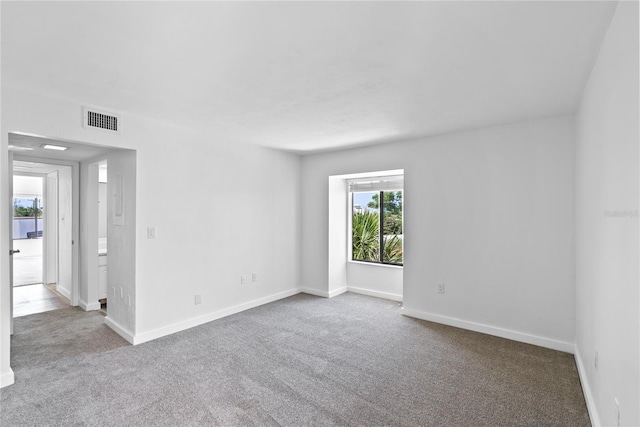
13, 197, 43, 239
352, 192, 380, 262
382, 191, 403, 264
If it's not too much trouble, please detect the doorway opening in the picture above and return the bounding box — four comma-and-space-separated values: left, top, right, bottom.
12, 163, 73, 317
7, 132, 137, 345
12, 174, 44, 287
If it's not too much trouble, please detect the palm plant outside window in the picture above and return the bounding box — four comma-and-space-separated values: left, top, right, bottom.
351, 189, 403, 265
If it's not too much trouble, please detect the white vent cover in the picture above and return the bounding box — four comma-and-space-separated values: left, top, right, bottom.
83, 106, 121, 133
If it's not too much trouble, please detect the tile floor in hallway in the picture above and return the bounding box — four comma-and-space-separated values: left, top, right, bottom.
12, 255, 43, 286
13, 284, 69, 317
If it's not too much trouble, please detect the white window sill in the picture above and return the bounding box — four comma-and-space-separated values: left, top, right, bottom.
348, 260, 403, 269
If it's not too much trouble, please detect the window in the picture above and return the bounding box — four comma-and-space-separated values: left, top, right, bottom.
13, 196, 43, 239
349, 176, 403, 265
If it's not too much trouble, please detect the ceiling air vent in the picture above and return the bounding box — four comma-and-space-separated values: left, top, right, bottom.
83, 106, 121, 133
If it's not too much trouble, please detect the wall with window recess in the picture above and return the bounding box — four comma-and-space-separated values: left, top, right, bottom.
321, 172, 404, 301
301, 115, 575, 352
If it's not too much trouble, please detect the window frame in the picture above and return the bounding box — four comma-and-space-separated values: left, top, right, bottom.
349, 189, 403, 267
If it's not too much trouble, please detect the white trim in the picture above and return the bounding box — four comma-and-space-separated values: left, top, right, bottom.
104, 316, 134, 344
56, 285, 71, 301
348, 260, 403, 269
299, 287, 330, 298
79, 299, 101, 311
401, 308, 574, 353
347, 286, 402, 302
0, 369, 15, 388
328, 286, 347, 298
131, 288, 300, 345
575, 346, 600, 427
299, 286, 347, 299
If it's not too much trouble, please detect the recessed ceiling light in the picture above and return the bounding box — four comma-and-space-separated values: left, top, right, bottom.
41, 144, 69, 151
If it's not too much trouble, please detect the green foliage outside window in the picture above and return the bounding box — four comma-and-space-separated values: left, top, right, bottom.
352, 191, 403, 265
13, 198, 42, 218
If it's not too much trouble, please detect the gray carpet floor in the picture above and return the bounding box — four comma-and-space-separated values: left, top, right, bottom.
1, 292, 590, 426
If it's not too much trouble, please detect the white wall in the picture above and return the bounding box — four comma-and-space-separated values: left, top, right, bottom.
0, 1, 14, 379
347, 262, 403, 302
1, 80, 13, 388
133, 133, 301, 342
105, 149, 137, 338
79, 161, 100, 310
326, 176, 348, 297
1, 85, 302, 376
302, 115, 576, 351
13, 175, 42, 196
575, 2, 639, 426
98, 183, 107, 239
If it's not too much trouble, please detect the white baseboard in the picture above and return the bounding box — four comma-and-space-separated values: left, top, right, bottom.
56, 285, 71, 300
299, 286, 347, 298
104, 316, 135, 344
347, 286, 402, 302
401, 308, 574, 353
328, 286, 347, 298
79, 299, 101, 311
0, 368, 15, 388
574, 347, 600, 427
132, 288, 300, 345
299, 287, 330, 298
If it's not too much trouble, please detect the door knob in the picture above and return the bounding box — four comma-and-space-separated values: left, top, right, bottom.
9, 249, 20, 255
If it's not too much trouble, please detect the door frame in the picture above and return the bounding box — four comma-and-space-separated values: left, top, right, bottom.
12, 155, 80, 308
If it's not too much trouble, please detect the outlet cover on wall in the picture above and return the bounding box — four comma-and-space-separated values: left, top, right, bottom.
241, 275, 246, 285
194, 294, 202, 305
252, 273, 258, 282
438, 283, 445, 294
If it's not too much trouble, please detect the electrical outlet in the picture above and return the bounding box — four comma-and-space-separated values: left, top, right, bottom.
194, 294, 202, 305
147, 226, 157, 239
594, 350, 599, 370
252, 273, 258, 282
438, 283, 445, 294
241, 275, 246, 285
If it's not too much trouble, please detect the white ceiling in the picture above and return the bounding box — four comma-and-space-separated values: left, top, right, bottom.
9, 133, 115, 162
1, 1, 617, 154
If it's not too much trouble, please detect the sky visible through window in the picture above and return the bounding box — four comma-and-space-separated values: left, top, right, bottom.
353, 192, 378, 213
14, 198, 36, 209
